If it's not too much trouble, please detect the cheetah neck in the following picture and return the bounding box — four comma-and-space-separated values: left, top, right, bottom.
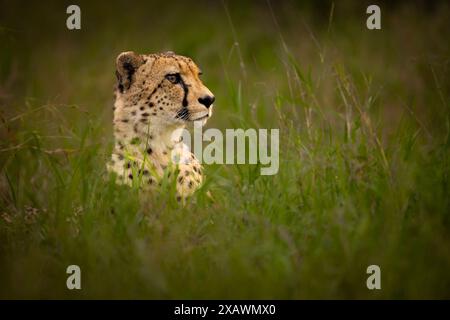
108, 97, 203, 197
111, 98, 187, 173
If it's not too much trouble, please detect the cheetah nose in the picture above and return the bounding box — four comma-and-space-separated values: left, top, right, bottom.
198, 95, 215, 109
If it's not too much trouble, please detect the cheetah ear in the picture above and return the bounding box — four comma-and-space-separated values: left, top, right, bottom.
115, 51, 144, 93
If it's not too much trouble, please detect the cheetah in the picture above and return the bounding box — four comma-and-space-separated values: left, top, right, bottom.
107, 51, 215, 200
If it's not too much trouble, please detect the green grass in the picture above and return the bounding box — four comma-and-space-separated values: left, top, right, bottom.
0, 1, 449, 299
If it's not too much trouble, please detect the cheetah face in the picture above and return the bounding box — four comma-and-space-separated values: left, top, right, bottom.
115, 51, 214, 127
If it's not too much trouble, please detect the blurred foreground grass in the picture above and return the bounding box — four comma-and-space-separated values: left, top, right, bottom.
0, 0, 449, 298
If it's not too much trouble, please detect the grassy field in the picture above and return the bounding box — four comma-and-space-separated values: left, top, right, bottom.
0, 0, 449, 299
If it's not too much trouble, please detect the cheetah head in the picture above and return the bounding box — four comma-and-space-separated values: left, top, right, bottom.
115, 51, 214, 127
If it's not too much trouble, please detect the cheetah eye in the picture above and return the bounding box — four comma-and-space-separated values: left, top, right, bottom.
165, 73, 180, 84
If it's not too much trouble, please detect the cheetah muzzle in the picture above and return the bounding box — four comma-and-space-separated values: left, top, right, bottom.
107, 51, 215, 200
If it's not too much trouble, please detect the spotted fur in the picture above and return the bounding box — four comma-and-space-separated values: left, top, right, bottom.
107, 51, 214, 199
